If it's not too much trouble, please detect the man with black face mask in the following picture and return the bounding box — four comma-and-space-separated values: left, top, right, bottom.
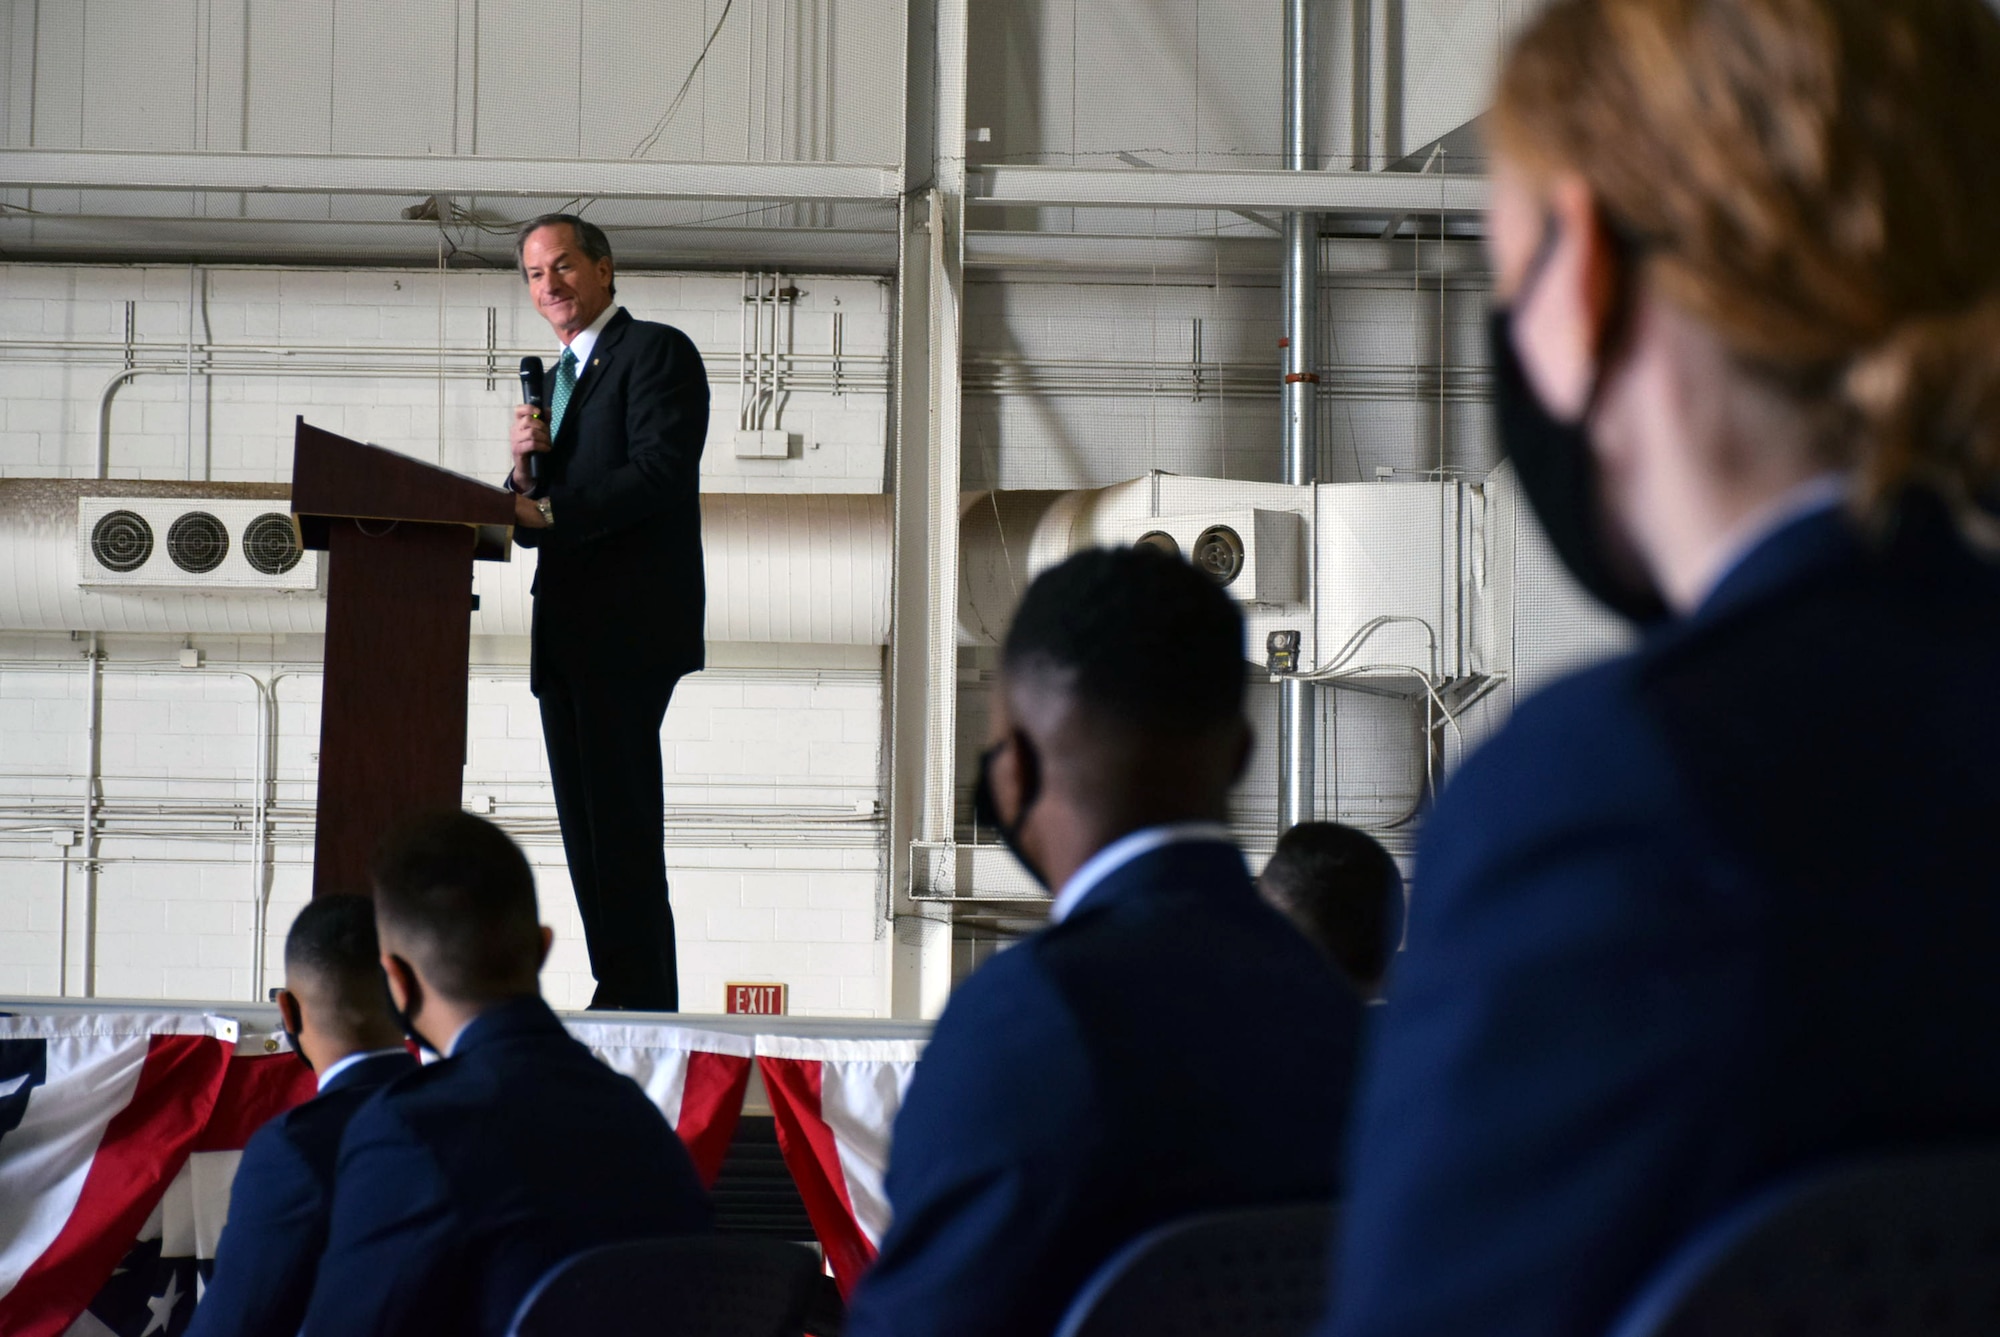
845, 546, 1365, 1337
189, 895, 412, 1337
302, 812, 709, 1337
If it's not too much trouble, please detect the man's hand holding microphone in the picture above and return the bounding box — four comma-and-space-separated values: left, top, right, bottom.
512, 355, 552, 528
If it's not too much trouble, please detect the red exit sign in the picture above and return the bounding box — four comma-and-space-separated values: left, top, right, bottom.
726, 983, 788, 1015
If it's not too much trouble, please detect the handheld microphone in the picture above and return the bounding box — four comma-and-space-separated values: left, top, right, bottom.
518, 356, 546, 486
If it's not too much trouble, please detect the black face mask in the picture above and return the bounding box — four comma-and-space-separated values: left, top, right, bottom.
382, 962, 442, 1058
281, 1022, 313, 1072
1489, 222, 1671, 626
973, 740, 1050, 891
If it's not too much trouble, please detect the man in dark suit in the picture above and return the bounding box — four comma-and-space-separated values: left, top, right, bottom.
844, 548, 1364, 1337
187, 895, 414, 1337
1259, 821, 1406, 1001
506, 212, 707, 1011
302, 812, 710, 1337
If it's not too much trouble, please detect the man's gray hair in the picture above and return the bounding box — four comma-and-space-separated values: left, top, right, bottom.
514, 213, 615, 282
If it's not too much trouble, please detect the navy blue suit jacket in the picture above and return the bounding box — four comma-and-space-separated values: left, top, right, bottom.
301, 997, 710, 1337
847, 839, 1364, 1337
186, 1049, 415, 1337
515, 308, 709, 691
1328, 496, 2000, 1337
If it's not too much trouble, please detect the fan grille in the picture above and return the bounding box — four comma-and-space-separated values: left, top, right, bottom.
90, 510, 155, 572
1192, 525, 1244, 586
167, 512, 230, 574
243, 513, 303, 575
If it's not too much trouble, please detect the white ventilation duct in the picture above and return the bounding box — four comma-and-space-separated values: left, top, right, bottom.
0, 480, 892, 646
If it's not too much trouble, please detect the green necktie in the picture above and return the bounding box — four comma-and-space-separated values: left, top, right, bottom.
548, 347, 578, 438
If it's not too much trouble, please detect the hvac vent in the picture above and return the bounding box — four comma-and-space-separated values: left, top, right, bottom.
167, 511, 229, 573
76, 499, 318, 591
90, 510, 154, 572
242, 512, 304, 575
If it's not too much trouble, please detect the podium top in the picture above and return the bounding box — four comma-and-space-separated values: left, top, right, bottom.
291, 419, 515, 556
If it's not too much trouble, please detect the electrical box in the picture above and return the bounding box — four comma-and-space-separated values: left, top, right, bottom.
733, 430, 793, 460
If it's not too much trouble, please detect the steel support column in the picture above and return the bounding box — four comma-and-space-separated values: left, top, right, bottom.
1279, 0, 1319, 834
886, 0, 967, 1019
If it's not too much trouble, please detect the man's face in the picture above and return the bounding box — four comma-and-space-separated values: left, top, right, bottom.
522, 224, 615, 342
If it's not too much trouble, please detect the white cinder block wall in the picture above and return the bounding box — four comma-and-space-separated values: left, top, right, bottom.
0, 263, 896, 1015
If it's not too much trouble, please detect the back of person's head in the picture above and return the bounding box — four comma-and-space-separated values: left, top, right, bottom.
1493, 0, 2000, 529
1260, 823, 1406, 997
1003, 545, 1247, 740
372, 811, 544, 1005
283, 893, 396, 1034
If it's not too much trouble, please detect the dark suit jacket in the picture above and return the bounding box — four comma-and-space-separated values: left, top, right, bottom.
846, 839, 1364, 1337
186, 1049, 416, 1337
1328, 496, 2000, 1337
301, 997, 710, 1337
516, 308, 708, 690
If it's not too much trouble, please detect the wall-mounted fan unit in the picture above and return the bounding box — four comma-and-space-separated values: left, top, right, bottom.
1118, 507, 1304, 604
76, 499, 319, 591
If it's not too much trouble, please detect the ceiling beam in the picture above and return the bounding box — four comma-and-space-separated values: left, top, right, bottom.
967, 165, 1486, 216
0, 151, 902, 202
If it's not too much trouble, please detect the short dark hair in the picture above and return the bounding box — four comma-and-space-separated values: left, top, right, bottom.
371, 811, 542, 1002
515, 213, 616, 296
284, 893, 383, 987
1002, 546, 1246, 734
1261, 822, 1406, 991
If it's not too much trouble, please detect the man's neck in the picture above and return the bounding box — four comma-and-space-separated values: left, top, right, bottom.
314, 1032, 407, 1083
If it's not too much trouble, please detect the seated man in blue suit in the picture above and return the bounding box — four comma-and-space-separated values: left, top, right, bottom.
302, 812, 710, 1337
1259, 822, 1406, 1003
846, 546, 1365, 1337
188, 894, 414, 1337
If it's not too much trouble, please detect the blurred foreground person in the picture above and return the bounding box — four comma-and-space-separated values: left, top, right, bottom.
1329, 3, 2000, 1335
303, 812, 708, 1337
189, 896, 413, 1337
1259, 821, 1406, 1001
847, 547, 1364, 1337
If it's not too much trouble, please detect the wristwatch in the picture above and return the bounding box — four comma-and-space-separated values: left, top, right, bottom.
534, 496, 554, 527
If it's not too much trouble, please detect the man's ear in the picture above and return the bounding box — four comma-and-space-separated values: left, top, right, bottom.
380, 951, 416, 1016
1229, 719, 1255, 786
275, 987, 303, 1038
536, 925, 554, 971
1004, 726, 1043, 820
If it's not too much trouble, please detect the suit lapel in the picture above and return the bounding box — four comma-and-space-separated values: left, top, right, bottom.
554, 308, 629, 445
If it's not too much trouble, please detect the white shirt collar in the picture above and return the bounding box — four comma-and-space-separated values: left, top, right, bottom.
561, 302, 620, 379
1049, 821, 1238, 923
1698, 472, 1851, 606
316, 1046, 410, 1094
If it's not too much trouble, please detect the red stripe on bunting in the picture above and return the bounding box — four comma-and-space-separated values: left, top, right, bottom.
0, 1033, 231, 1337
675, 1051, 753, 1189
192, 1052, 318, 1153
758, 1055, 877, 1297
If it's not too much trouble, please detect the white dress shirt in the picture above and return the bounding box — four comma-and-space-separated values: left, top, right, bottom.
560, 302, 621, 383
1049, 821, 1238, 923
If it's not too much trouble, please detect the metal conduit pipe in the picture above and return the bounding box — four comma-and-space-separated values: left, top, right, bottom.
1279, 0, 1319, 833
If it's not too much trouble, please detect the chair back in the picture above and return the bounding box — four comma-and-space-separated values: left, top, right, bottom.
507, 1235, 822, 1337
1054, 1201, 1336, 1337
1609, 1147, 2000, 1337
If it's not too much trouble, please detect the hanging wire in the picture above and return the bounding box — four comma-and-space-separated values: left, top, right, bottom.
630, 0, 740, 159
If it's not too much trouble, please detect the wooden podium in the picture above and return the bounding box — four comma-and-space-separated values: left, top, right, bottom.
292, 419, 516, 897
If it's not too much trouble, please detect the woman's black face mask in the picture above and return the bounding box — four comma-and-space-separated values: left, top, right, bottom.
1488, 218, 1671, 626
